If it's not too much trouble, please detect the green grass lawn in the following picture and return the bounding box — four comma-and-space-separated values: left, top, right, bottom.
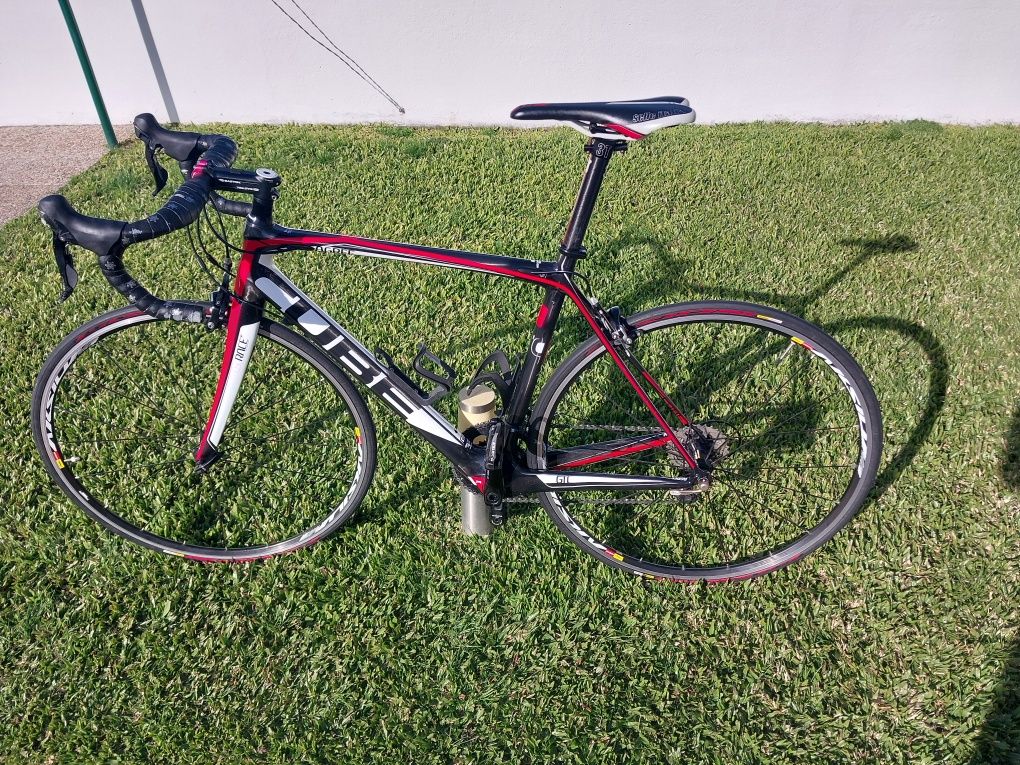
1, 121, 1019, 763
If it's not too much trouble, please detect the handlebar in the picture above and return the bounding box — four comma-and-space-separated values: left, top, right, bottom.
37, 114, 249, 321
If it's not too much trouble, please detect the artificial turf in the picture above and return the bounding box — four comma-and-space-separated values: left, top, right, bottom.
1, 120, 1018, 763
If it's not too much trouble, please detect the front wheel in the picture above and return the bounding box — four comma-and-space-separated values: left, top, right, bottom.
529, 301, 882, 582
32, 305, 377, 561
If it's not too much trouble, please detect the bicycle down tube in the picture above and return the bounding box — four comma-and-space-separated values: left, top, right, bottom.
191, 227, 703, 497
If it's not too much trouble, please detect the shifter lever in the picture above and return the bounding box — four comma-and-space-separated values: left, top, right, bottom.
144, 144, 169, 196
51, 233, 78, 303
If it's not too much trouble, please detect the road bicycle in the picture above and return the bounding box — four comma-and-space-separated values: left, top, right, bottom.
32, 97, 882, 582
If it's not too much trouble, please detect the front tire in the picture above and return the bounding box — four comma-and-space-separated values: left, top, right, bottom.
529, 301, 882, 582
32, 305, 377, 561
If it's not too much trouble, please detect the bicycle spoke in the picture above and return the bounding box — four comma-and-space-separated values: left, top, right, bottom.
181, 324, 211, 425
230, 379, 325, 426
138, 324, 206, 428
720, 336, 784, 423
58, 431, 197, 449
724, 424, 855, 445
220, 458, 344, 485
100, 343, 196, 430
712, 465, 841, 504
76, 454, 192, 479
720, 477, 805, 539
725, 389, 847, 459
86, 378, 193, 430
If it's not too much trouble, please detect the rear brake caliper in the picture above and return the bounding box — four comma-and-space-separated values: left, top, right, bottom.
603, 305, 638, 349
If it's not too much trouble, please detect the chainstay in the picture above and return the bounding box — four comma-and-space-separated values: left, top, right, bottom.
505, 495, 660, 504
528, 424, 695, 503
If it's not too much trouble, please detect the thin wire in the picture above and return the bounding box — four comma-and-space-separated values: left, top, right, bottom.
268, 0, 405, 114
287, 0, 404, 114
185, 222, 222, 290
547, 268, 594, 298
193, 212, 230, 275
205, 203, 233, 264
194, 204, 273, 310
203, 201, 245, 255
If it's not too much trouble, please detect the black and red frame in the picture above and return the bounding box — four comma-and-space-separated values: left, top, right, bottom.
194, 138, 707, 509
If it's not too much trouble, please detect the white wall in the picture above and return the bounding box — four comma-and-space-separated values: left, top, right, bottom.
2, 0, 1018, 126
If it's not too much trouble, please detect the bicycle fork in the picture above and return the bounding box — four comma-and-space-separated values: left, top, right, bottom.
194, 250, 262, 470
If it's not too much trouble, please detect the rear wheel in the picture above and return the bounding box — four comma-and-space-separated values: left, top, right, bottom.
529, 301, 882, 582
32, 305, 376, 561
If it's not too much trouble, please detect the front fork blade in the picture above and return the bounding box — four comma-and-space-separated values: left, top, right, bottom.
194, 446, 222, 474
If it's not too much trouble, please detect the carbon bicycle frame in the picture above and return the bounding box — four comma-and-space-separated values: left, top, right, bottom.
194, 141, 704, 502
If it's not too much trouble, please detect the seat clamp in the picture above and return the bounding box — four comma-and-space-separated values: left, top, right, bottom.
586, 137, 627, 157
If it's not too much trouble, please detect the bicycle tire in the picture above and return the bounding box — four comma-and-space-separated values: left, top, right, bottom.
529, 301, 882, 582
32, 305, 377, 561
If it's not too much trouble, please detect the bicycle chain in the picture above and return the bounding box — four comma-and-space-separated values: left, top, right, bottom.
549, 423, 660, 433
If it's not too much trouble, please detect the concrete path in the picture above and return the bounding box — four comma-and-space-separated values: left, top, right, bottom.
0, 124, 133, 226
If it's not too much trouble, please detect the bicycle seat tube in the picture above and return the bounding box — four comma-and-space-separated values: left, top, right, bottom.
502, 138, 624, 428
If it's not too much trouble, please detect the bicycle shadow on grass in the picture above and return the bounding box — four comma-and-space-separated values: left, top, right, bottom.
606, 233, 946, 501
970, 633, 1020, 764
966, 412, 1020, 763
680, 234, 917, 316
497, 235, 950, 538
369, 235, 944, 514
449, 235, 921, 378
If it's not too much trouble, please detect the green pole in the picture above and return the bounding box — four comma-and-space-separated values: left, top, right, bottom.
56, 0, 117, 148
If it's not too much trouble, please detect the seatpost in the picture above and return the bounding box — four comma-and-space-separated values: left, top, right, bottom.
559, 138, 622, 265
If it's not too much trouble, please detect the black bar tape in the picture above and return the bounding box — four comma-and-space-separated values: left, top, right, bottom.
97, 243, 207, 323
120, 134, 237, 244
120, 177, 210, 244
40, 129, 239, 321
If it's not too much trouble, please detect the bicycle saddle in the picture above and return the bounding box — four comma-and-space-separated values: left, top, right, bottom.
511, 96, 695, 141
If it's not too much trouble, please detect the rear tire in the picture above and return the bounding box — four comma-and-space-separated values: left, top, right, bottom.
32, 305, 377, 561
529, 301, 882, 582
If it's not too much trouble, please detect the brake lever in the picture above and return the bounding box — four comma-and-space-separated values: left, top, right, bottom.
144, 144, 169, 196
52, 233, 78, 303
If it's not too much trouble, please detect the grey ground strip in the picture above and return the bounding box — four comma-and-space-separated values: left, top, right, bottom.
0, 124, 132, 226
